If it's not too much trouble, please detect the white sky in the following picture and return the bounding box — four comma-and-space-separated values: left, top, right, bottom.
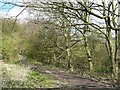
0, 0, 118, 37
0, 0, 118, 24
0, 0, 118, 18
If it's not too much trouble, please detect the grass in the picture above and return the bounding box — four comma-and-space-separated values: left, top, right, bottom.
2, 62, 30, 88
2, 35, 20, 63
27, 71, 54, 88
2, 61, 55, 88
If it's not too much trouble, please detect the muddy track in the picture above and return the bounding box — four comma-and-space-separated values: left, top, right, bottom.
20, 59, 117, 89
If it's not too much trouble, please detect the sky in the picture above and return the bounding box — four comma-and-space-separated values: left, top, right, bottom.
0, 0, 117, 37
0, 0, 115, 18
0, 0, 28, 20
0, 0, 117, 18
0, 0, 118, 25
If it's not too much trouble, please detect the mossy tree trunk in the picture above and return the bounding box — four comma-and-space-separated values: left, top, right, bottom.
118, 29, 120, 85
118, 1, 120, 85
103, 1, 117, 78
83, 2, 93, 72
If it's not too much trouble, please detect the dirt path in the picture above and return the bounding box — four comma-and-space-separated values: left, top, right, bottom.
20, 59, 114, 89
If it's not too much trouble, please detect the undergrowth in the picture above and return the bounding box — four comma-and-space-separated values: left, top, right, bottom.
2, 62, 55, 88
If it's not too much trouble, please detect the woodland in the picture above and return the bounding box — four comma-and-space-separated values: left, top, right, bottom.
0, 0, 120, 89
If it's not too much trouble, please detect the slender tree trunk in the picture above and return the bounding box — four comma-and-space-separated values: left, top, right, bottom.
118, 30, 120, 85
83, 35, 93, 72
103, 1, 115, 77
53, 51, 57, 65
106, 31, 115, 77
114, 29, 119, 79
118, 1, 120, 85
83, 3, 93, 72
111, 1, 119, 80
60, 7, 72, 71
66, 48, 72, 70
0, 18, 2, 60
64, 28, 72, 71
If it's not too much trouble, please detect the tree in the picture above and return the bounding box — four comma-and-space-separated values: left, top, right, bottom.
118, 1, 120, 85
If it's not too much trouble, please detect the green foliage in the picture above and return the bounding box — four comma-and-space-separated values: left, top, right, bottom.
27, 71, 54, 88
87, 34, 112, 76
25, 22, 55, 65
26, 31, 53, 64
2, 19, 26, 63
2, 19, 21, 35
2, 35, 18, 63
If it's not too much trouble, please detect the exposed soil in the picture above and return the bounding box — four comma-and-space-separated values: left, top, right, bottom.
20, 59, 118, 89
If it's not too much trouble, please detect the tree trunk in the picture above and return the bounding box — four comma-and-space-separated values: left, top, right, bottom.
0, 18, 2, 60
111, 1, 119, 80
53, 51, 57, 65
61, 6, 72, 71
66, 48, 72, 70
83, 3, 93, 72
118, 1, 120, 85
64, 28, 72, 71
83, 35, 93, 72
118, 30, 120, 85
103, 1, 116, 78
